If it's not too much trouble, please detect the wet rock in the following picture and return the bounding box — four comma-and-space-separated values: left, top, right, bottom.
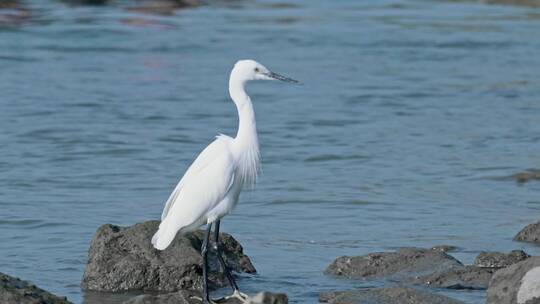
511, 169, 540, 183
412, 265, 494, 290
514, 221, 540, 244
128, 0, 201, 15
58, 0, 110, 5
325, 247, 462, 279
486, 256, 540, 304
0, 271, 72, 304
0, 0, 31, 26
124, 290, 288, 304
319, 287, 464, 304
483, 0, 540, 8
431, 245, 459, 253
475, 250, 529, 268
81, 221, 256, 292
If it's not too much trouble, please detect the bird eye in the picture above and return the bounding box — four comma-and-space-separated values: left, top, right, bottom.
254, 67, 259, 72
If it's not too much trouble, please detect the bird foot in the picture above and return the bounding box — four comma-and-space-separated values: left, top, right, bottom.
190, 295, 219, 304
213, 290, 250, 303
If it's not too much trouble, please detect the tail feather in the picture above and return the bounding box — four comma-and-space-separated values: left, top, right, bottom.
152, 216, 205, 250
152, 220, 177, 250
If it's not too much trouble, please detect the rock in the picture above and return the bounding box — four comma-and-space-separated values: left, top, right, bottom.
431, 245, 459, 253
319, 287, 464, 304
124, 290, 288, 304
0, 271, 72, 304
511, 169, 540, 183
411, 265, 494, 290
127, 0, 201, 15
324, 247, 462, 279
515, 221, 540, 244
483, 0, 540, 8
475, 250, 529, 268
486, 256, 540, 304
81, 221, 256, 292
0, 0, 31, 27
59, 0, 110, 5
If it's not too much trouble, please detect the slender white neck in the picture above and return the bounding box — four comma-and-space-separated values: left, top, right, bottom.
229, 73, 258, 146
228, 69, 260, 186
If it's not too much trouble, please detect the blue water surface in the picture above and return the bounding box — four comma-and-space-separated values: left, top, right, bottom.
1, 0, 540, 303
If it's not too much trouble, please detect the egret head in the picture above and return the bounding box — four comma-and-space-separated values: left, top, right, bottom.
233, 59, 299, 84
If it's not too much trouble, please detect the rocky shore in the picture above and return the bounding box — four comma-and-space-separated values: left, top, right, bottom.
80, 221, 287, 304
0, 272, 72, 304
323, 246, 540, 303
320, 217, 540, 304
3, 218, 540, 303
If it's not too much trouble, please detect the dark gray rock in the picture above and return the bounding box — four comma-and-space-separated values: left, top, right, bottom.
411, 265, 494, 290
475, 250, 529, 268
511, 169, 540, 183
486, 256, 540, 304
0, 272, 72, 304
319, 287, 464, 304
127, 0, 201, 15
515, 222, 540, 244
524, 298, 540, 304
431, 245, 458, 253
81, 221, 256, 292
483, 0, 540, 8
324, 247, 462, 279
124, 290, 288, 304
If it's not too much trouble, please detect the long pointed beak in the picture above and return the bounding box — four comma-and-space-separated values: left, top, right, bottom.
266, 71, 301, 84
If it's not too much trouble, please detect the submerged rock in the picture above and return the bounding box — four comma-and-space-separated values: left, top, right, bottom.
324, 247, 462, 279
0, 272, 72, 304
511, 169, 540, 183
123, 290, 288, 304
486, 256, 540, 304
81, 221, 256, 292
412, 265, 494, 290
431, 245, 459, 253
514, 222, 540, 244
483, 0, 540, 8
475, 250, 529, 268
128, 0, 200, 15
319, 287, 464, 304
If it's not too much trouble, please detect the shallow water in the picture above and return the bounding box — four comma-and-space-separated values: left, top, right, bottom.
1, 0, 540, 303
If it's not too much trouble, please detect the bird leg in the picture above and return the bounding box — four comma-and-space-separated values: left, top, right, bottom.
213, 220, 240, 291
201, 223, 213, 304
212, 220, 250, 303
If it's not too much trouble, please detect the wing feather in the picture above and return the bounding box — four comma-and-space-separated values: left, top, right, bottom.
160, 135, 232, 220
152, 136, 235, 250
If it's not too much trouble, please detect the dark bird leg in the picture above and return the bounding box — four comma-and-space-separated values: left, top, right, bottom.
213, 220, 239, 292
202, 223, 213, 304
213, 220, 248, 302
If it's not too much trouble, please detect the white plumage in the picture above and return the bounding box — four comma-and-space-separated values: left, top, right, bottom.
152, 59, 296, 250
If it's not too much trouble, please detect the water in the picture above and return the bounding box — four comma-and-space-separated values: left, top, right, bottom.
1, 0, 540, 303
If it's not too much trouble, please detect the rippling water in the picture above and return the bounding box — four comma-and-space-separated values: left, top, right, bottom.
1, 0, 540, 303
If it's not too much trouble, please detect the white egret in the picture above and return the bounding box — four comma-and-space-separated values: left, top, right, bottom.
151, 59, 299, 303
